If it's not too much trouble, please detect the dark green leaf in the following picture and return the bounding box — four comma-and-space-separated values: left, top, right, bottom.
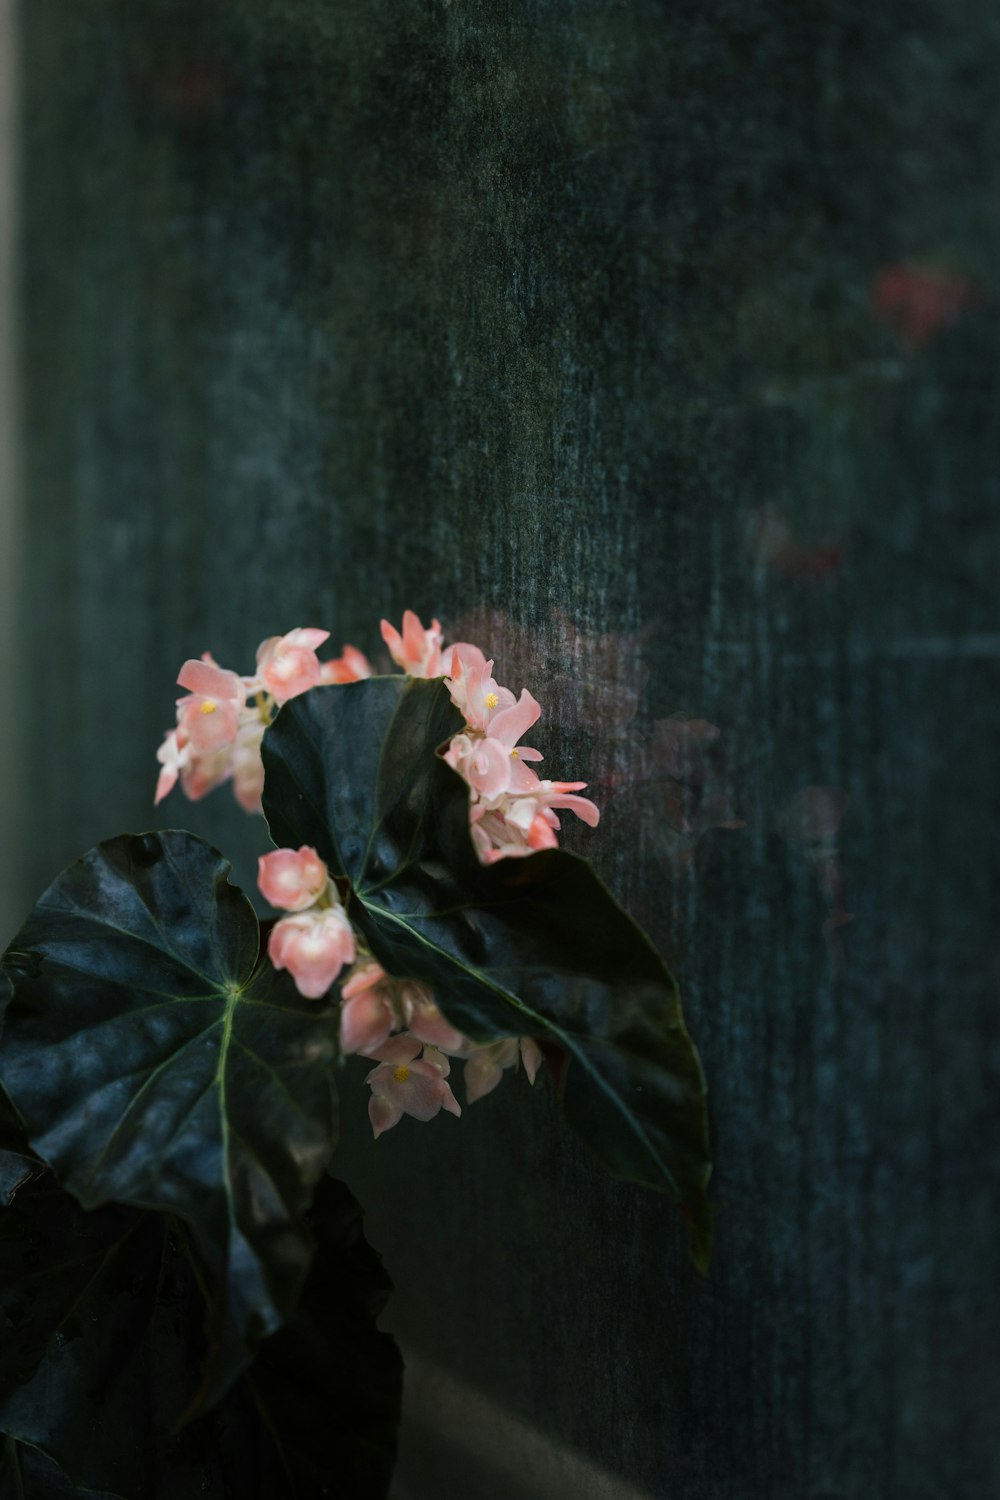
0, 1154, 36, 1210
0, 831, 341, 1398
0, 1175, 401, 1500
0, 1088, 39, 1208
262, 678, 713, 1268
0, 1179, 201, 1496
182, 1175, 403, 1500
0, 1437, 121, 1499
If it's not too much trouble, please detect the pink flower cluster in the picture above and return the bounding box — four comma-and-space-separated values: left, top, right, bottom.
155, 629, 372, 812
156, 609, 600, 863
156, 612, 596, 1139
382, 609, 600, 859
257, 844, 542, 1138
441, 636, 599, 862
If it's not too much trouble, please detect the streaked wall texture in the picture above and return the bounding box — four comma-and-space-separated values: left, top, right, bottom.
12, 3, 1000, 1496
0, 0, 20, 946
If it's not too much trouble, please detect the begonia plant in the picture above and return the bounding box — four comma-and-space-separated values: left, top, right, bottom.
0, 611, 711, 1499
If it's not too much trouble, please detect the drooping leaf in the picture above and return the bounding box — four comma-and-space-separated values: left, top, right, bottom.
0, 831, 341, 1400
0, 1175, 402, 1500
183, 1175, 403, 1500
0, 1178, 202, 1497
262, 678, 713, 1267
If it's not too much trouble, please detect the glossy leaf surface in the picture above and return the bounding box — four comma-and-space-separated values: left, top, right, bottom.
0, 832, 341, 1396
262, 678, 712, 1266
0, 1176, 402, 1499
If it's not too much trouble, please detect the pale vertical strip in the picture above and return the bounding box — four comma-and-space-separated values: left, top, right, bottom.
0, 0, 20, 943
391, 1350, 653, 1500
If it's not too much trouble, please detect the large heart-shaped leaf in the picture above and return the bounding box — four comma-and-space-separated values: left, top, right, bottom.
0, 1174, 402, 1500
0, 831, 341, 1400
262, 678, 712, 1267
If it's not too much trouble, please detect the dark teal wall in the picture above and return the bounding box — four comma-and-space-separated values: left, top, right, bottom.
16, 2, 1000, 1495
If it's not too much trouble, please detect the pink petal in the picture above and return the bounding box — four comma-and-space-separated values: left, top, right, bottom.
262, 646, 322, 704
176, 659, 243, 703
380, 619, 403, 658
401, 610, 427, 660
519, 1037, 543, 1084
154, 764, 178, 805
179, 696, 240, 754
463, 738, 512, 798
340, 991, 395, 1055
546, 793, 600, 827
341, 961, 387, 1001
487, 690, 542, 751
508, 759, 542, 794
403, 991, 467, 1054
364, 1032, 422, 1065
527, 815, 558, 850
396, 1066, 452, 1121
439, 1080, 462, 1118
464, 1052, 504, 1104
369, 1091, 403, 1138
289, 628, 331, 651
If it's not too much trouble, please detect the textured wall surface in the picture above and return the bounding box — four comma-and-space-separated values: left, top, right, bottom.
13, 2, 1000, 1496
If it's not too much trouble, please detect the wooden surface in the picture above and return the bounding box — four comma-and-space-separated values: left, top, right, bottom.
12, 2, 1000, 1495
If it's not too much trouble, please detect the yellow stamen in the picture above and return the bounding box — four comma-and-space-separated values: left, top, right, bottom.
510, 748, 519, 758
392, 1065, 410, 1084
199, 698, 218, 715
485, 692, 499, 709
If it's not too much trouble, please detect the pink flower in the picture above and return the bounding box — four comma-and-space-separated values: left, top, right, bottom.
449, 736, 514, 799
176, 658, 244, 755
339, 961, 397, 1054
154, 728, 189, 805
486, 689, 542, 755
318, 644, 373, 685
380, 611, 446, 678
232, 719, 266, 814
468, 779, 599, 863
341, 960, 391, 1003
400, 983, 467, 1053
464, 1037, 543, 1103
258, 845, 329, 911
268, 905, 356, 1000
529, 779, 600, 829
365, 1035, 462, 1137
446, 645, 516, 731
256, 627, 331, 704
180, 745, 235, 802
445, 688, 545, 804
